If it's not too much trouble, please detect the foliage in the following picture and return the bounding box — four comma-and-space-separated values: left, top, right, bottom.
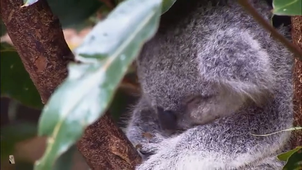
34, 0, 163, 169
278, 146, 302, 170
0, 43, 43, 109
273, 0, 302, 16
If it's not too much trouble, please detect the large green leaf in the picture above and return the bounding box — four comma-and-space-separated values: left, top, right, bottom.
278, 146, 302, 161
34, 0, 162, 169
273, 0, 302, 16
279, 147, 302, 170
0, 43, 43, 109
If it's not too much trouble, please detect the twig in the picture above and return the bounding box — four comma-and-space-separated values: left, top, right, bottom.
237, 0, 302, 60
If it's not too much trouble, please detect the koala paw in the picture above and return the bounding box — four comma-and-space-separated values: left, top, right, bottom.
136, 148, 179, 170
136, 137, 183, 170
136, 142, 160, 160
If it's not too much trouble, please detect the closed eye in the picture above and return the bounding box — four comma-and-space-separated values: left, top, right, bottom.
183, 95, 212, 104
183, 95, 213, 108
184, 95, 199, 104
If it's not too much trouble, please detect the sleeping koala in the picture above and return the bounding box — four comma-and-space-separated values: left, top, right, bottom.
125, 0, 294, 169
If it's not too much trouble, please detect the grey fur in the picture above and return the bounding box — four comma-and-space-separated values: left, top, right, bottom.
125, 0, 294, 169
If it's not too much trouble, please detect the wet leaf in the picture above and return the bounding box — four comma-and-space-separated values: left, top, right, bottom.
34, 0, 162, 169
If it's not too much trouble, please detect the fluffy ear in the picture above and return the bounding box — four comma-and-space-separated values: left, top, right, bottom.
197, 28, 275, 105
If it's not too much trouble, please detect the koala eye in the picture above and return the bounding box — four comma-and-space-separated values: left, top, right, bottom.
156, 107, 177, 130
184, 95, 213, 110
184, 95, 203, 106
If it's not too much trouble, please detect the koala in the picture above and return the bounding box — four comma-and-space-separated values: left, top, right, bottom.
125, 0, 294, 169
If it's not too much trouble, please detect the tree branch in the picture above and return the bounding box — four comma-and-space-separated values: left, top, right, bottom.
237, 0, 302, 60
0, 0, 141, 169
77, 113, 141, 170
0, 0, 73, 104
291, 16, 302, 147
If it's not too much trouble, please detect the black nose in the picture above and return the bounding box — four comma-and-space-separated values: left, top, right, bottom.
157, 107, 178, 131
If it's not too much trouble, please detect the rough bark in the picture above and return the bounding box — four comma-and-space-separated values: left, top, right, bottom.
0, 0, 72, 104
291, 16, 302, 147
77, 113, 141, 170
0, 0, 141, 169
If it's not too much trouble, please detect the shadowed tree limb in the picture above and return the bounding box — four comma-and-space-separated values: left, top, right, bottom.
0, 0, 141, 169
77, 113, 142, 170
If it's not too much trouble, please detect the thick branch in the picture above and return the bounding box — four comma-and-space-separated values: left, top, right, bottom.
0, 0, 141, 169
77, 113, 141, 169
0, 0, 72, 104
291, 16, 302, 147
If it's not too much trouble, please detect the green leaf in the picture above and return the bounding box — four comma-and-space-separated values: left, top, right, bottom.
162, 0, 177, 14
47, 0, 103, 28
22, 0, 39, 7
273, 0, 302, 16
0, 20, 6, 36
114, 0, 176, 14
1, 121, 37, 162
278, 146, 302, 161
34, 0, 162, 169
0, 43, 43, 109
281, 147, 302, 170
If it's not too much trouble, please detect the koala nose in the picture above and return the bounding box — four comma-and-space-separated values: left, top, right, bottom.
157, 107, 178, 131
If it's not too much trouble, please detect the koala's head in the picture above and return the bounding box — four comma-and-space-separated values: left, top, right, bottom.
153, 88, 243, 135
136, 34, 244, 134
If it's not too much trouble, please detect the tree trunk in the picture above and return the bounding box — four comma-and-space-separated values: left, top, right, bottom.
0, 0, 141, 169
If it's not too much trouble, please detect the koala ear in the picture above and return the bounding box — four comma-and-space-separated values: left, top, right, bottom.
215, 79, 273, 106
197, 28, 275, 105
